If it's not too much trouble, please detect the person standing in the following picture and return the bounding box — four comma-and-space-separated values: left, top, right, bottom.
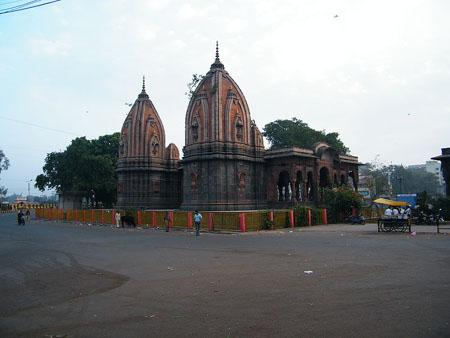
115, 211, 121, 228
164, 211, 171, 232
193, 210, 202, 236
25, 209, 30, 222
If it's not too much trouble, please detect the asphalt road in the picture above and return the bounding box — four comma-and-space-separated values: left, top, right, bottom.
1, 213, 449, 338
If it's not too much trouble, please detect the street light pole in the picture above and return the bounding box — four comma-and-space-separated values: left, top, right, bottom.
27, 179, 33, 201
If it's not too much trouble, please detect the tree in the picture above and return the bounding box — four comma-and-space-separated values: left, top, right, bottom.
185, 74, 204, 99
0, 149, 10, 198
35, 133, 120, 207
262, 118, 349, 154
365, 164, 439, 197
323, 186, 363, 222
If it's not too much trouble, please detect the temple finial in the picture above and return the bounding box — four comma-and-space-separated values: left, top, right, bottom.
142, 75, 146, 92
210, 41, 224, 70
215, 41, 220, 61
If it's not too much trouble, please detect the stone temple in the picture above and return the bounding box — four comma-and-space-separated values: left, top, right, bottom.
117, 44, 359, 211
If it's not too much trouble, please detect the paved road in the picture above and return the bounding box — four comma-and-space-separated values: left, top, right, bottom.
1, 213, 449, 338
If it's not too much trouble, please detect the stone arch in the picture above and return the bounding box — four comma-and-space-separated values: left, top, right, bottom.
319, 167, 331, 188
277, 171, 291, 201
306, 171, 314, 201
340, 173, 346, 186
348, 171, 356, 190
295, 171, 303, 201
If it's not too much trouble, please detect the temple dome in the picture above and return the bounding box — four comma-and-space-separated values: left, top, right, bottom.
184, 42, 262, 148
119, 77, 166, 159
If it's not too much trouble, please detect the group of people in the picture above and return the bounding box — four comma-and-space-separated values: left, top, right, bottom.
384, 206, 412, 219
17, 209, 31, 226
114, 210, 203, 236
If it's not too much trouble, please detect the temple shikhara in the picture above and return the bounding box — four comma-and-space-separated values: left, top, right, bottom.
117, 43, 359, 211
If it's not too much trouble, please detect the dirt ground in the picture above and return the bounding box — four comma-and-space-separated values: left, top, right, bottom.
1, 213, 449, 338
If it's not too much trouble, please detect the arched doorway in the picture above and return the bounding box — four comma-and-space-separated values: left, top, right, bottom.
340, 174, 346, 186
348, 171, 356, 190
295, 171, 303, 201
319, 167, 331, 188
306, 171, 314, 201
277, 171, 291, 201
319, 167, 331, 202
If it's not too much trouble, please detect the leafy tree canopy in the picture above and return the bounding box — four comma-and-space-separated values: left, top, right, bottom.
262, 118, 349, 154
324, 186, 363, 222
35, 133, 120, 207
364, 164, 439, 197
0, 149, 10, 197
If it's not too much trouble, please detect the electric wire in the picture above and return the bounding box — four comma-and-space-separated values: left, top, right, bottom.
0, 0, 60, 15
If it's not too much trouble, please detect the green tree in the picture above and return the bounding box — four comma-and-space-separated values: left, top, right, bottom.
323, 186, 363, 222
0, 149, 10, 198
366, 164, 439, 197
262, 118, 349, 154
35, 133, 120, 207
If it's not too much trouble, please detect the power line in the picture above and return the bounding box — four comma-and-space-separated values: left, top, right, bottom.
0, 0, 60, 15
0, 115, 79, 136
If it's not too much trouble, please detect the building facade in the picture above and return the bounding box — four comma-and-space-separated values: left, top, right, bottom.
116, 45, 359, 210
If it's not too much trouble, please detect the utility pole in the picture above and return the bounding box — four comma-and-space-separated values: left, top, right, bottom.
27, 179, 33, 201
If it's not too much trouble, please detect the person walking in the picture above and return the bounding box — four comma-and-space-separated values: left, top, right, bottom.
115, 211, 121, 228
25, 209, 30, 222
193, 210, 202, 236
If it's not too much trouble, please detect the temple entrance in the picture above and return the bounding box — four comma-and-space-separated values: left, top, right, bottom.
295, 171, 303, 201
277, 171, 291, 201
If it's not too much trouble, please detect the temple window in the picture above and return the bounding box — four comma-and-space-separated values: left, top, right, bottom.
151, 136, 159, 156
191, 117, 199, 142
235, 117, 243, 141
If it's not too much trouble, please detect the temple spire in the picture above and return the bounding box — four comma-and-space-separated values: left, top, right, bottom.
138, 75, 149, 99
215, 41, 220, 62
210, 41, 224, 70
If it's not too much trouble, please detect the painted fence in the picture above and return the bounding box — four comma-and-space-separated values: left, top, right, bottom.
35, 207, 329, 232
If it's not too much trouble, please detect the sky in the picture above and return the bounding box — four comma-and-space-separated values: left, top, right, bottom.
0, 0, 449, 196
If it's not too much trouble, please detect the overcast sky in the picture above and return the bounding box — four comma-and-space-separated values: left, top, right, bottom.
1, 0, 449, 196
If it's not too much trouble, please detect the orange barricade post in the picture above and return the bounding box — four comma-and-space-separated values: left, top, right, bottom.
137, 211, 142, 226
269, 211, 274, 230
289, 210, 295, 228
239, 213, 246, 232
208, 213, 214, 231
187, 212, 193, 229
169, 211, 174, 229
322, 209, 328, 225
152, 211, 157, 228
307, 209, 312, 226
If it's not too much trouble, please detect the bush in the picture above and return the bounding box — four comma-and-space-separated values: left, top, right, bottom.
323, 187, 363, 223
